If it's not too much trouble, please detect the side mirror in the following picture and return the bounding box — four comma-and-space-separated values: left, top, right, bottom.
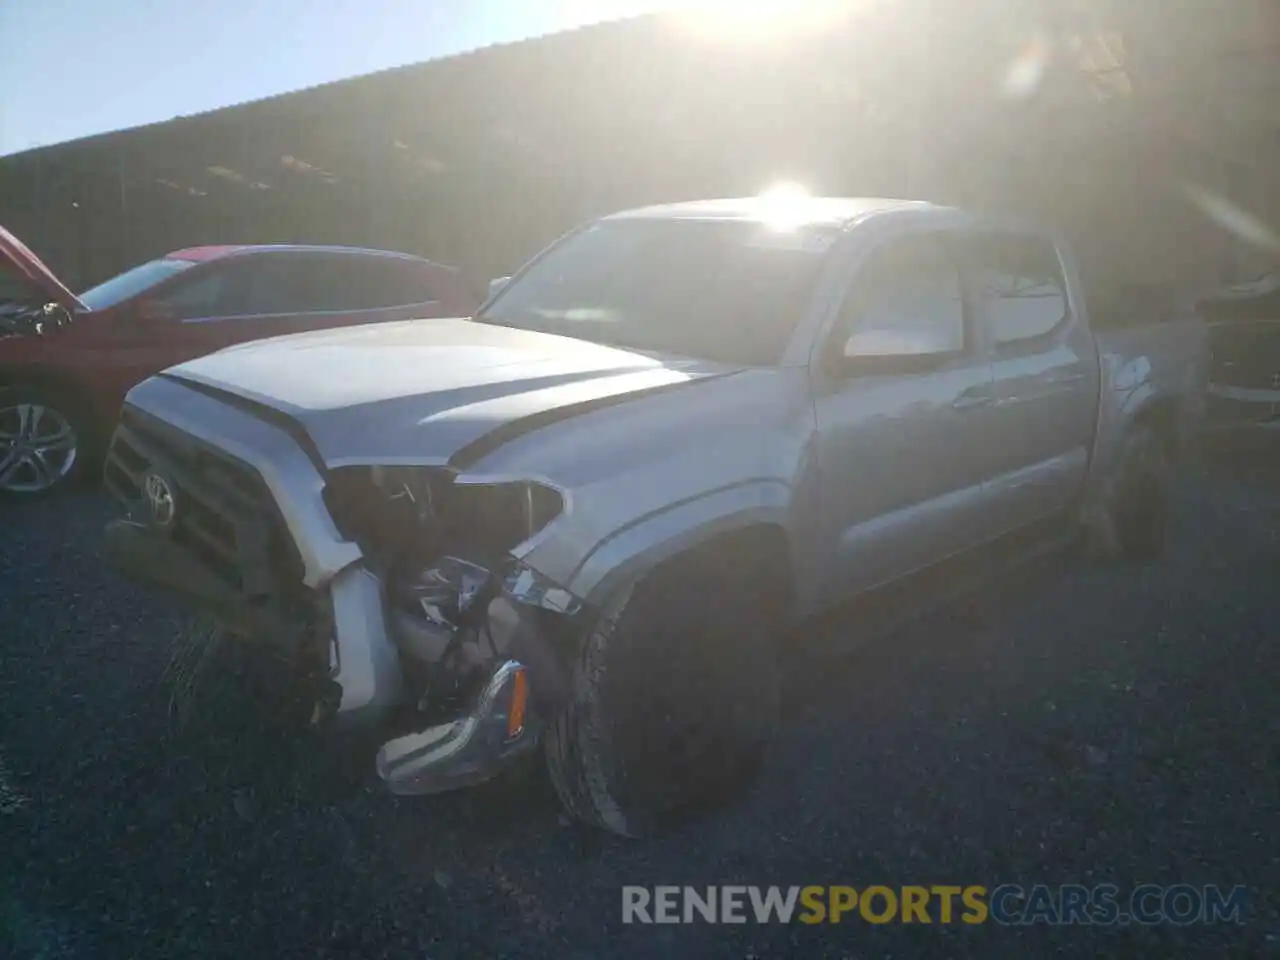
134, 298, 175, 323
830, 326, 958, 377
841, 328, 946, 358
487, 276, 511, 300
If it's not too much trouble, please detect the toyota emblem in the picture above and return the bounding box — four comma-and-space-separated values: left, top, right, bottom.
143, 472, 177, 529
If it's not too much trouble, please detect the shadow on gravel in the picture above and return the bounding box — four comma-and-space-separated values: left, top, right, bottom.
3, 457, 1277, 958
155, 626, 566, 832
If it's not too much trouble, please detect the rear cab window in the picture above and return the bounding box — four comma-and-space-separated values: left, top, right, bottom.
959, 233, 1070, 350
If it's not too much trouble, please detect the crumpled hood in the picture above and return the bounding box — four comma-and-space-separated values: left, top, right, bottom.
161, 317, 742, 466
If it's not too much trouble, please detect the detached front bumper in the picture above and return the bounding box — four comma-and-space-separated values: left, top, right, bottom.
104, 379, 406, 727
103, 378, 573, 794
109, 519, 560, 790
104, 518, 275, 635
103, 516, 403, 728
106, 516, 554, 794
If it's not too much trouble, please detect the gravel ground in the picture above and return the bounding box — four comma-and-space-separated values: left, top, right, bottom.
1, 449, 1277, 959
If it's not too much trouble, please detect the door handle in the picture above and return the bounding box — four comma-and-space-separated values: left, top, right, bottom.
951, 390, 993, 411
1048, 372, 1087, 385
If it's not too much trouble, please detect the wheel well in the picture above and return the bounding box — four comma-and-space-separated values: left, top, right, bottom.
0, 367, 83, 403
665, 523, 797, 621
0, 369, 101, 446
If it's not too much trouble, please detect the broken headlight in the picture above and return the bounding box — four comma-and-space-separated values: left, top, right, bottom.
502, 562, 582, 616
391, 556, 581, 661
389, 553, 581, 719
324, 466, 579, 682
324, 465, 565, 565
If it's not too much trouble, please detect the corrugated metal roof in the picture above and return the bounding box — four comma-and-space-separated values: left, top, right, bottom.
0, 13, 657, 161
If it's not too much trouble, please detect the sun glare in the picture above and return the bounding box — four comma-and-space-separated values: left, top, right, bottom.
671, 0, 855, 45
756, 181, 814, 230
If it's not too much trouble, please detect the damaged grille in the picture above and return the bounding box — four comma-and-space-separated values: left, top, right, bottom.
104, 407, 304, 596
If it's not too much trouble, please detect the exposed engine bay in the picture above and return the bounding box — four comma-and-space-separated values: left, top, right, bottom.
0, 301, 73, 339
323, 466, 581, 730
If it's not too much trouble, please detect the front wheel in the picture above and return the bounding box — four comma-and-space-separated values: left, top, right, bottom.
0, 386, 90, 497
545, 550, 781, 837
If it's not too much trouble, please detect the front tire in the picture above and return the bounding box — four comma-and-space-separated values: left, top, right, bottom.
0, 385, 91, 498
545, 549, 781, 837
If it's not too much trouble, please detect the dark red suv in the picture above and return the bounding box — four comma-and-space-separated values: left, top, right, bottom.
0, 227, 477, 496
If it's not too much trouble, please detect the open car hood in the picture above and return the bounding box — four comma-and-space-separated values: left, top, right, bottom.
0, 224, 86, 312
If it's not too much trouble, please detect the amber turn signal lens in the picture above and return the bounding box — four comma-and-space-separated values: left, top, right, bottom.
507, 668, 529, 739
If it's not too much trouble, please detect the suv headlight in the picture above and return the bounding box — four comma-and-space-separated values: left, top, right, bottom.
323, 465, 579, 642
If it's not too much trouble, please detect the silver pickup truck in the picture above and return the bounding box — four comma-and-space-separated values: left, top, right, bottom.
102, 197, 1205, 836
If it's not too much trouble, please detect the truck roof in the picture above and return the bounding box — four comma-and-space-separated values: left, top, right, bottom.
606, 196, 939, 229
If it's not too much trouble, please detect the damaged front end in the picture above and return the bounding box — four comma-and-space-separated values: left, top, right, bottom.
0, 301, 74, 340
104, 386, 587, 797
322, 466, 583, 795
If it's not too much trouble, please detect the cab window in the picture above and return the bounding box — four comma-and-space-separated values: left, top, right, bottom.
963, 235, 1069, 347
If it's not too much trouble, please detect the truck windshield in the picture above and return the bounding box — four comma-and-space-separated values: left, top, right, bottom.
477, 219, 837, 365
79, 258, 195, 311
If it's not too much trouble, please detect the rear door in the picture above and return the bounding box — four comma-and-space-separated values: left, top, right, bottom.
326, 254, 470, 319
956, 231, 1100, 533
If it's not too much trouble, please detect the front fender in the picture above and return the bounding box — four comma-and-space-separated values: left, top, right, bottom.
1089, 351, 1158, 487
522, 479, 794, 609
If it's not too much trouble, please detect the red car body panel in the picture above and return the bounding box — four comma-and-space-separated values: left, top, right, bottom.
0, 228, 478, 441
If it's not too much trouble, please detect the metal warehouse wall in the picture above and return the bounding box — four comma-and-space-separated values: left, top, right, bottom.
2, 0, 1278, 298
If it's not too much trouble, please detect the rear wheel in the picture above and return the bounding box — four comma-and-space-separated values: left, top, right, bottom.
1108, 424, 1171, 562
0, 386, 91, 497
545, 547, 781, 837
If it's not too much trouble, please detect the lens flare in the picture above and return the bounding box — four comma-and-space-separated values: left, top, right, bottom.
1001, 34, 1052, 100
1183, 184, 1280, 250
671, 0, 855, 45
756, 181, 814, 230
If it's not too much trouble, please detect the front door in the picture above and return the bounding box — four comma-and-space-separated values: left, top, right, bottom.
812, 231, 998, 604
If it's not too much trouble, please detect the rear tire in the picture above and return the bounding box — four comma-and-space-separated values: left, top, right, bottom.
545, 549, 781, 837
0, 384, 93, 498
1109, 424, 1171, 562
